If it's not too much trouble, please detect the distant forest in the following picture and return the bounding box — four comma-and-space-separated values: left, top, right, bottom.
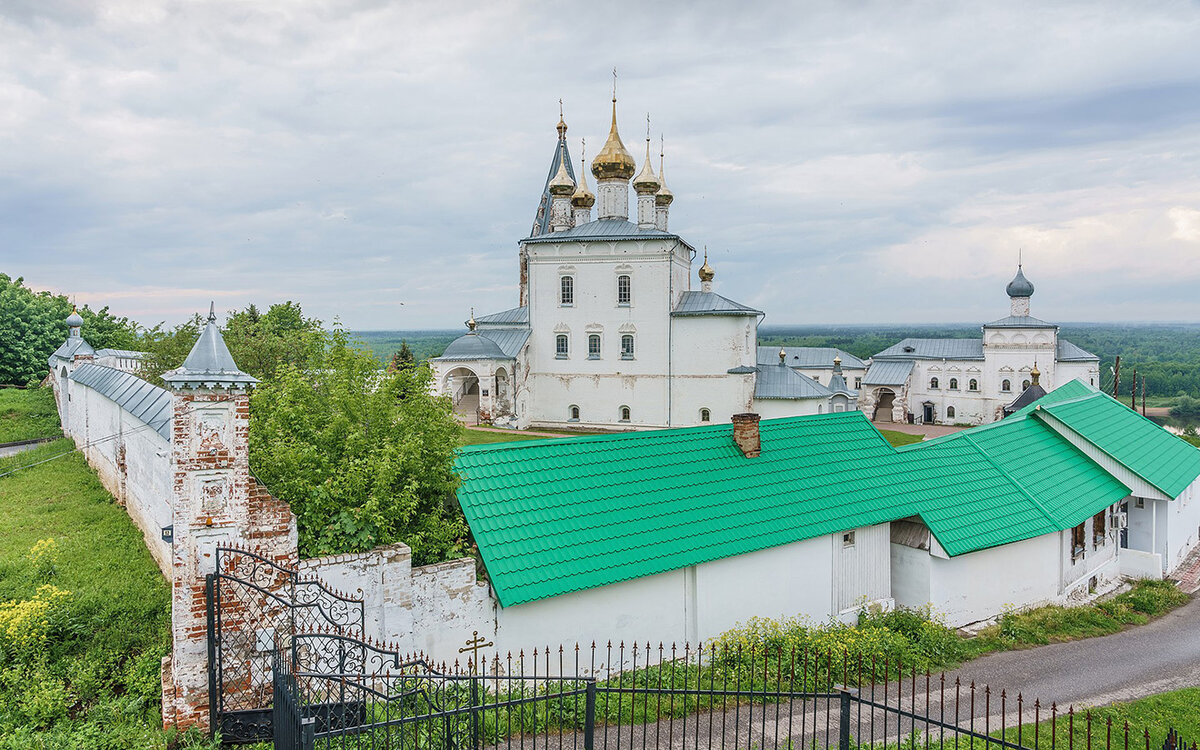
355, 323, 1200, 402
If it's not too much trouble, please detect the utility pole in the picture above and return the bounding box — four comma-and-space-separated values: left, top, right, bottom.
1141, 375, 1147, 416
1112, 356, 1121, 399
1131, 368, 1137, 409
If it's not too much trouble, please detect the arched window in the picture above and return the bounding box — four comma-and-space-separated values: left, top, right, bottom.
930, 377, 939, 389
946, 406, 956, 419
700, 408, 711, 422
617, 275, 631, 305
1022, 380, 1031, 391
555, 334, 569, 358
968, 378, 978, 391
569, 405, 580, 421
949, 378, 958, 390
621, 334, 634, 359
560, 276, 574, 305
1001, 379, 1011, 392
818, 404, 824, 414
588, 334, 601, 359
619, 405, 631, 422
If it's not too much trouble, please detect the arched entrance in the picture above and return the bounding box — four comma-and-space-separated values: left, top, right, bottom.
873, 388, 896, 422
443, 367, 480, 423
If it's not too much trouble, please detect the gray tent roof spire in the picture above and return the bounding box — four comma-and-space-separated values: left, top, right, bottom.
162, 302, 258, 390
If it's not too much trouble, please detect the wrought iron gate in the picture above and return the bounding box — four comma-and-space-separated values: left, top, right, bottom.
209, 545, 366, 743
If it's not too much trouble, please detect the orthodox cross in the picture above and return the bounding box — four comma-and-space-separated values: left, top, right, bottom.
459, 630, 493, 672
612, 67, 618, 99
559, 98, 564, 118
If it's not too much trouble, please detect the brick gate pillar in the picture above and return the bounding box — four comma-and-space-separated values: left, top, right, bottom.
158, 304, 286, 733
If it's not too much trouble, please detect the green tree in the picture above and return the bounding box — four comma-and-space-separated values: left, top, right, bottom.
248, 328, 467, 563
137, 301, 323, 385
0, 274, 141, 385
387, 340, 415, 372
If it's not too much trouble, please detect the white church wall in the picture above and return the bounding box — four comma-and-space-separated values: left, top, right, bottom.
752, 398, 826, 420
59, 372, 174, 575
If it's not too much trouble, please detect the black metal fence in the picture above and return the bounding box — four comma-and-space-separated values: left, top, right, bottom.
267, 637, 1196, 750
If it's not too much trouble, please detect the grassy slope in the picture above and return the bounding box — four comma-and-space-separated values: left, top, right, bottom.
0, 440, 197, 748
879, 429, 924, 447
0, 387, 62, 443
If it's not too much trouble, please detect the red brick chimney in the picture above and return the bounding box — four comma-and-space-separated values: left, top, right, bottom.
731, 413, 761, 458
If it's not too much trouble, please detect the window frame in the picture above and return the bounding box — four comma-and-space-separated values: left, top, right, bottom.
842, 531, 856, 548
946, 406, 956, 419
929, 377, 939, 390
1001, 379, 1012, 392
1093, 510, 1107, 548
587, 334, 601, 359
948, 377, 959, 390
560, 275, 574, 306
555, 334, 569, 359
700, 408, 711, 423
620, 334, 634, 360
619, 405, 631, 422
617, 275, 631, 306
569, 405, 580, 422
968, 378, 978, 391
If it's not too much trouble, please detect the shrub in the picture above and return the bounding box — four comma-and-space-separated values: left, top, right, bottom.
0, 584, 73, 663
28, 538, 59, 582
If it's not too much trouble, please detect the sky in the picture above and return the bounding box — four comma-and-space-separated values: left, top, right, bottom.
2, 1, 1199, 330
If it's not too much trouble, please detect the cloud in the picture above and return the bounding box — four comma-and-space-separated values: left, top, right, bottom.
1, 0, 1199, 328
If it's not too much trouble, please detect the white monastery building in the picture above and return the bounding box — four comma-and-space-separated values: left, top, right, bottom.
430, 98, 854, 430
859, 267, 1101, 426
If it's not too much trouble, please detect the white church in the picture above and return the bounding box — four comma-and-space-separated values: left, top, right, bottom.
430, 98, 854, 430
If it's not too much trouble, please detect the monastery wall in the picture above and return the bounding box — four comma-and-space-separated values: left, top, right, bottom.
60, 369, 174, 575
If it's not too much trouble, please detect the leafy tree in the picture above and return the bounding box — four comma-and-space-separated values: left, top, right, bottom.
387, 341, 415, 372
248, 328, 467, 563
137, 301, 323, 385
1170, 395, 1200, 422
0, 274, 141, 385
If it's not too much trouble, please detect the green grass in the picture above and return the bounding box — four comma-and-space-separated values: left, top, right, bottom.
0, 440, 215, 749
461, 426, 617, 446
1010, 686, 1200, 746
967, 579, 1189, 654
879, 429, 924, 447
0, 387, 61, 444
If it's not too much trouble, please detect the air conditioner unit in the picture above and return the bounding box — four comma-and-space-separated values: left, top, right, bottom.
1115, 513, 1129, 530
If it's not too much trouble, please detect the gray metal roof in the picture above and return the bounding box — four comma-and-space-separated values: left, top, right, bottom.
95, 348, 147, 359
529, 135, 577, 238
984, 315, 1057, 329
755, 347, 867, 370
70, 364, 172, 440
672, 291, 763, 317
475, 307, 529, 327
727, 365, 757, 374
873, 338, 985, 361
754, 363, 833, 400
863, 360, 916, 386
435, 329, 529, 361
523, 218, 681, 244
48, 336, 94, 366
162, 309, 258, 389
1004, 383, 1048, 414
1057, 339, 1099, 362
827, 372, 855, 396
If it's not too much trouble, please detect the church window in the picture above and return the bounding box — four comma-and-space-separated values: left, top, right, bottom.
619, 405, 631, 422
1022, 379, 1031, 391
854, 377, 862, 389
617, 275, 631, 305
948, 378, 958, 390
700, 408, 711, 422
946, 406, 956, 419
968, 378, 978, 391
588, 334, 601, 359
621, 334, 634, 359
1001, 379, 1012, 392
929, 377, 939, 390
560, 276, 574, 305
555, 334, 569, 358
569, 405, 580, 421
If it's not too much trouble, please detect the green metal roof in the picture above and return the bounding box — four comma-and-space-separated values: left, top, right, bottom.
453, 400, 1138, 607
1034, 389, 1200, 498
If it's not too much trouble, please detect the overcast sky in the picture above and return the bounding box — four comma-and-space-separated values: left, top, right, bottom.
3, 1, 1199, 330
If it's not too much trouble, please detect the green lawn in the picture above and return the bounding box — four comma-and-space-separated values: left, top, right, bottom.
461, 426, 610, 446
0, 440, 213, 748
0, 387, 62, 444
879, 428, 924, 447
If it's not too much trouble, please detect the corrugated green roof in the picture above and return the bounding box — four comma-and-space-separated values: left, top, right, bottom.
1035, 389, 1200, 498
453, 403, 1134, 607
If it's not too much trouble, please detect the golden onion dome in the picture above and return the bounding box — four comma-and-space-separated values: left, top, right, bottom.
1030, 362, 1041, 384
655, 159, 674, 207
548, 146, 576, 197
571, 153, 595, 208
633, 138, 660, 194
698, 251, 715, 282
592, 98, 636, 181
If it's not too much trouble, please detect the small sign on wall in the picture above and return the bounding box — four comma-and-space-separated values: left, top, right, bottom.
161, 525, 174, 543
